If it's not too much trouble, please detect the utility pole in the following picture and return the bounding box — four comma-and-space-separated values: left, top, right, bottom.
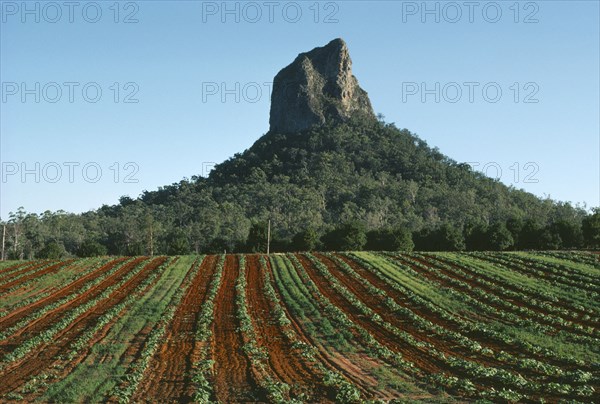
145, 213, 154, 257
13, 223, 18, 256
266, 219, 271, 255
149, 225, 154, 256
1, 224, 5, 261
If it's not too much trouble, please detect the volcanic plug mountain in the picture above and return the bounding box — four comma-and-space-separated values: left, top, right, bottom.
269, 38, 376, 134
136, 38, 574, 252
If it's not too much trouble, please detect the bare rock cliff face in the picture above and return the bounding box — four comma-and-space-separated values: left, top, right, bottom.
269, 38, 375, 134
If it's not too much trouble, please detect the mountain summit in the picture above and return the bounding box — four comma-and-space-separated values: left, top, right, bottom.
269, 38, 376, 134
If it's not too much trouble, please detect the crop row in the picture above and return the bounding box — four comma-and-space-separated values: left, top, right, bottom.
0, 257, 113, 318
348, 254, 593, 396
306, 253, 592, 400
0, 257, 139, 341
2, 252, 595, 402
191, 255, 226, 403
271, 254, 372, 402
0, 260, 75, 295
0, 258, 111, 317
399, 253, 599, 339
324, 253, 579, 381
8, 257, 178, 400
503, 253, 600, 286
412, 253, 581, 320
0, 261, 44, 282
387, 254, 566, 335
464, 253, 600, 322
406, 252, 600, 345
433, 253, 600, 319
110, 257, 200, 402
472, 252, 600, 295
430, 253, 600, 339
0, 260, 27, 273
284, 253, 505, 399
536, 251, 600, 269
0, 257, 156, 369
265, 256, 358, 402
65, 257, 178, 361
235, 255, 292, 403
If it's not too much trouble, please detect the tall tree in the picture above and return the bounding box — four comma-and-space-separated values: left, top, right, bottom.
582, 208, 600, 248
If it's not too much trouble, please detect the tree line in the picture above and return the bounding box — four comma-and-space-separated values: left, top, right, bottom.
2, 206, 599, 259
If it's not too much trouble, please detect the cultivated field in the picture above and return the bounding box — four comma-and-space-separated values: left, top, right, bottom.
0, 251, 598, 402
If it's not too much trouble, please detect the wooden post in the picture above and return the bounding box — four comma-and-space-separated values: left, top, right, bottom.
149, 228, 153, 256
1, 224, 5, 261
14, 224, 18, 256
266, 219, 271, 255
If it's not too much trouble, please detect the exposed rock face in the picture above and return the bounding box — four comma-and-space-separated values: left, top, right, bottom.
269, 38, 375, 134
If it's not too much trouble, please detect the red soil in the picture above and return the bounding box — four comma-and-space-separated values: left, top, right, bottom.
266, 257, 380, 398
476, 254, 600, 289
0, 259, 99, 309
211, 255, 260, 402
245, 254, 330, 402
0, 257, 129, 331
132, 255, 218, 403
0, 261, 38, 278
314, 254, 508, 367
0, 257, 167, 395
0, 257, 148, 357
341, 253, 595, 372
0, 260, 73, 292
296, 254, 445, 375
21, 259, 174, 403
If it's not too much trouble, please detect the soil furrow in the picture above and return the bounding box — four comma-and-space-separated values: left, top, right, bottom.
457, 254, 600, 318
133, 255, 217, 403
0, 256, 167, 395
211, 255, 258, 403
245, 254, 328, 401
268, 256, 380, 398
296, 254, 445, 375
288, 254, 439, 399
342, 253, 596, 373
479, 254, 600, 289
0, 261, 38, 279
19, 259, 173, 403
405, 254, 598, 335
0, 260, 73, 292
0, 257, 147, 357
315, 254, 504, 367
0, 257, 129, 330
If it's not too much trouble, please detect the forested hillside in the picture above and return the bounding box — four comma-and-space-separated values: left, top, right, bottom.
3, 117, 598, 259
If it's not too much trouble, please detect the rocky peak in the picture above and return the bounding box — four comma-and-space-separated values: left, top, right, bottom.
269, 38, 375, 134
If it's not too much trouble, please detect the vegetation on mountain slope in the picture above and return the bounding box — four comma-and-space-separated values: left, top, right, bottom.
2, 118, 597, 258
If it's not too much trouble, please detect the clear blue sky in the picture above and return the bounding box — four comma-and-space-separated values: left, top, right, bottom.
1, 0, 599, 219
